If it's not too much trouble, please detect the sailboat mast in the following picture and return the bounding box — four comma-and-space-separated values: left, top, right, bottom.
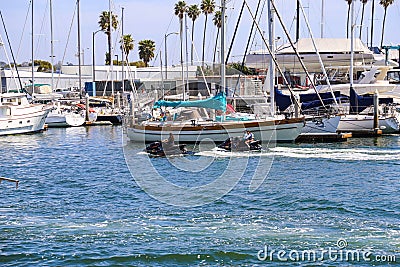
296, 0, 300, 42
50, 0, 54, 91
77, 0, 82, 96
121, 7, 124, 93
268, 0, 275, 116
350, 0, 354, 89
320, 0, 324, 38
31, 0, 34, 94
109, 0, 114, 107
220, 0, 226, 93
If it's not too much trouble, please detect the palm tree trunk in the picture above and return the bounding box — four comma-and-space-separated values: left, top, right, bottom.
380, 7, 387, 48
370, 0, 375, 47
202, 15, 208, 68
191, 21, 195, 65
108, 32, 112, 65
346, 5, 350, 39
213, 29, 220, 67
359, 4, 365, 40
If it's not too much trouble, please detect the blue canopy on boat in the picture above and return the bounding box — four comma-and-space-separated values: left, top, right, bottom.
153, 92, 227, 112
350, 87, 393, 114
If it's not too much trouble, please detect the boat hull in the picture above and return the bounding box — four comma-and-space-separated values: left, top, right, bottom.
337, 114, 400, 134
302, 115, 341, 134
0, 106, 50, 136
127, 118, 305, 143
46, 112, 85, 127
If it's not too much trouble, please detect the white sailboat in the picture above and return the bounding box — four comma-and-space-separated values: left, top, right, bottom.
336, 1, 400, 134
45, 102, 85, 127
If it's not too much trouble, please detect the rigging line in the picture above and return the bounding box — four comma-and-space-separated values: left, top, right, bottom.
187, 26, 211, 96
55, 1, 77, 89
35, 0, 49, 57
0, 11, 24, 92
16, 1, 31, 63
270, 0, 327, 111
243, 0, 301, 112
232, 0, 264, 98
225, 0, 245, 65
298, 0, 338, 106
0, 27, 21, 92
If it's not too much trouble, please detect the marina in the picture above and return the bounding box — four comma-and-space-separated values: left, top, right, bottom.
1, 126, 400, 266
1, 0, 400, 265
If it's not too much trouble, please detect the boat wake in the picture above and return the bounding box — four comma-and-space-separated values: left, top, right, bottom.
270, 147, 400, 161
195, 148, 272, 158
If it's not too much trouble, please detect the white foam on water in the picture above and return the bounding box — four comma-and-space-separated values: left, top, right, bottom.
270, 147, 400, 161
195, 148, 272, 158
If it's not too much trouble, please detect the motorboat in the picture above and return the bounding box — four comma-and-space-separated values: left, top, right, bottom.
145, 141, 190, 157
217, 137, 262, 152
0, 93, 51, 135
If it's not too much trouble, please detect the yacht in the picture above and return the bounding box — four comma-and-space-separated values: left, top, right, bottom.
0, 93, 51, 135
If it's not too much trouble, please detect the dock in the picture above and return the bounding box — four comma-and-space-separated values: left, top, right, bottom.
339, 129, 382, 138
84, 121, 113, 126
296, 132, 352, 143
0, 177, 19, 189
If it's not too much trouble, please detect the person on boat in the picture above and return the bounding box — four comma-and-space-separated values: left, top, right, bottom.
163, 133, 175, 146
243, 130, 254, 146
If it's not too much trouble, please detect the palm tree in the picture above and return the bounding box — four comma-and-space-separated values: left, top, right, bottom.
200, 0, 215, 66
345, 0, 353, 39
98, 11, 118, 65
359, 0, 368, 40
380, 0, 394, 48
174, 1, 187, 69
187, 4, 200, 65
138, 39, 155, 67
212, 10, 222, 66
120, 34, 134, 63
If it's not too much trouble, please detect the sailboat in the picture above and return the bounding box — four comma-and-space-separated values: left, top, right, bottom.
126, 0, 305, 143
336, 1, 400, 134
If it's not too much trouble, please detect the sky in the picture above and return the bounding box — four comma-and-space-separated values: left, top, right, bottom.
0, 0, 399, 67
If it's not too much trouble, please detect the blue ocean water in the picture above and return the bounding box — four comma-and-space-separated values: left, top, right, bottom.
1, 126, 399, 266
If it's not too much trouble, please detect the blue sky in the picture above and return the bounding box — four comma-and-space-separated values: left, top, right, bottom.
0, 0, 399, 67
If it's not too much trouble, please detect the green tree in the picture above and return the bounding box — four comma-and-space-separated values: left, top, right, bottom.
212, 10, 222, 65
34, 60, 53, 72
380, 0, 394, 48
187, 4, 200, 65
175, 1, 187, 71
130, 61, 146, 68
200, 0, 215, 66
120, 34, 135, 63
138, 39, 155, 67
345, 0, 353, 39
98, 11, 118, 65
359, 0, 368, 39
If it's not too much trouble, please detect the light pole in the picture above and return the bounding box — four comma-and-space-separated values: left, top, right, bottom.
164, 32, 178, 80
92, 29, 102, 96
115, 54, 119, 82
92, 30, 102, 83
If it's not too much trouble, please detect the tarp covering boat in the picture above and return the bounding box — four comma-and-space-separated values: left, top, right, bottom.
154, 92, 227, 112
350, 88, 393, 114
